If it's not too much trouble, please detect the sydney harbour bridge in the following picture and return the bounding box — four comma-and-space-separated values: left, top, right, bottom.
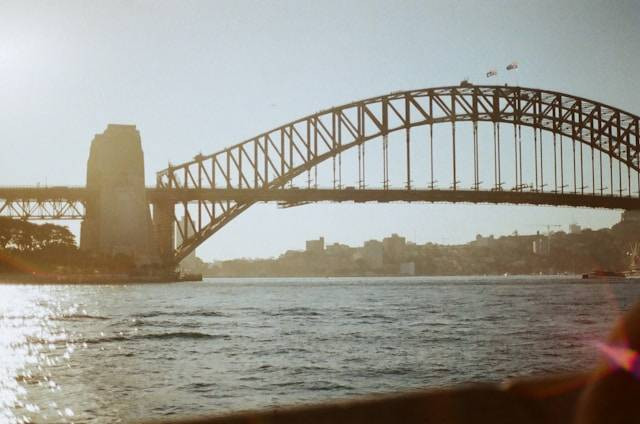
1, 84, 640, 268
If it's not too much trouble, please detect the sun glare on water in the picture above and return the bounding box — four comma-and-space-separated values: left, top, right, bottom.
0, 286, 79, 423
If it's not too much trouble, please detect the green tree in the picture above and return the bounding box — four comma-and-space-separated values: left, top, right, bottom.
0, 218, 12, 249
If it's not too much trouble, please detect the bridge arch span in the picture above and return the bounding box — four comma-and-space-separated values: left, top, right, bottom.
157, 85, 640, 264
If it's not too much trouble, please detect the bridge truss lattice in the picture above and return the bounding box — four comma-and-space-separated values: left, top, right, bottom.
157, 85, 640, 263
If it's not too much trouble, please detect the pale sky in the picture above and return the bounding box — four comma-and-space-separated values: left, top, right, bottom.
1, 0, 639, 260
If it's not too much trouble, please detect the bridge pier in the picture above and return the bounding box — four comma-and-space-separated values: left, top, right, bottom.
152, 201, 175, 268
80, 124, 161, 267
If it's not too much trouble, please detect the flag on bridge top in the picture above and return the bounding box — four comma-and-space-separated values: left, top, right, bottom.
506, 61, 518, 71
486, 69, 497, 78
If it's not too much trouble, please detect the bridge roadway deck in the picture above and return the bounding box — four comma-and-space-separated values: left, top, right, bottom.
2, 186, 640, 210
147, 188, 640, 209
0, 186, 91, 201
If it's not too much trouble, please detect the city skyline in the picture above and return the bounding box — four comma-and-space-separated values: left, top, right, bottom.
210, 221, 588, 262
202, 214, 637, 277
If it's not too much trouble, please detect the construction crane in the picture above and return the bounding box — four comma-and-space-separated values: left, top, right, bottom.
524, 224, 562, 236
545, 224, 562, 236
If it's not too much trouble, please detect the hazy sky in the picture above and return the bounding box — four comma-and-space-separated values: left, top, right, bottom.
1, 0, 639, 260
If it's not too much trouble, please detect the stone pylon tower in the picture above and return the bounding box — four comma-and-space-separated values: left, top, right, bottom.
80, 124, 159, 266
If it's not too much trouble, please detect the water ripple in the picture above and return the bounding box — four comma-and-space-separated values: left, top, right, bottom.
2, 276, 637, 423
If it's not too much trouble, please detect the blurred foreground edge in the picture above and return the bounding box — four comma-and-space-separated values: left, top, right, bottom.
142, 372, 588, 424
143, 302, 640, 424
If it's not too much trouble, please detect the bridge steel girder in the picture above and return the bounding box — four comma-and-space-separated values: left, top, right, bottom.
157, 85, 640, 264
0, 199, 85, 220
0, 187, 89, 220
146, 188, 640, 210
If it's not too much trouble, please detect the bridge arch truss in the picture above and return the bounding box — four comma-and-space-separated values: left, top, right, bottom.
156, 85, 640, 264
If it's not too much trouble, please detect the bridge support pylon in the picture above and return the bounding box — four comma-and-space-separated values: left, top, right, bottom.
80, 124, 161, 267
152, 201, 175, 269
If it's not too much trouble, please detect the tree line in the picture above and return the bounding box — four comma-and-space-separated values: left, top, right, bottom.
0, 218, 76, 251
0, 218, 78, 273
0, 218, 136, 274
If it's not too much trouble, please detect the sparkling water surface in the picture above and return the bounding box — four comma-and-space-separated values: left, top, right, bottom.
1, 276, 639, 423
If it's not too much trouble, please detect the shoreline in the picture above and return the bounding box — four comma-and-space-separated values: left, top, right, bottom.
202, 272, 580, 279
0, 272, 202, 285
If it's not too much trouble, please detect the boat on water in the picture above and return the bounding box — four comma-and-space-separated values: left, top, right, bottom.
625, 243, 640, 279
582, 243, 640, 280
582, 269, 626, 279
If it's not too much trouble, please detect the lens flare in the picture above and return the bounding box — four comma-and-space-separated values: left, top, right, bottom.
595, 341, 640, 377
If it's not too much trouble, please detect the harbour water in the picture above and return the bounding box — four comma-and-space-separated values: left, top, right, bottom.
1, 276, 639, 423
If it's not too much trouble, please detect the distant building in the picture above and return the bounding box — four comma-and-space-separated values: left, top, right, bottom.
383, 233, 406, 263
569, 224, 582, 234
305, 237, 325, 254
399, 262, 416, 275
326, 242, 352, 257
532, 236, 549, 255
362, 240, 383, 269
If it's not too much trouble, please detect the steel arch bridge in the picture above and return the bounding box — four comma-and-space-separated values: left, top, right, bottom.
156, 84, 640, 264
